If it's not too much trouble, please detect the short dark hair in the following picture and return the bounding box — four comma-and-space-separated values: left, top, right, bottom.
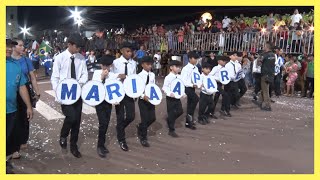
265, 41, 272, 50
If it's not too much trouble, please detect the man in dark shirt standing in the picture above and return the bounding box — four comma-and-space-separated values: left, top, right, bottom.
259, 42, 275, 111
207, 52, 217, 67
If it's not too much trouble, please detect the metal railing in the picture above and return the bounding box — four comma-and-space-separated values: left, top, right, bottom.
126, 30, 313, 54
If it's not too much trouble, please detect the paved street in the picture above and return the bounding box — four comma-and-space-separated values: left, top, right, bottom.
10, 69, 314, 174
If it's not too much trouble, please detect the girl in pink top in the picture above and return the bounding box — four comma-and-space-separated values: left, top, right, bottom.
285, 58, 299, 96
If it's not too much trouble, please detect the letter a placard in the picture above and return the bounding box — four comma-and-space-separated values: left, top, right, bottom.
81, 80, 106, 106
144, 84, 162, 105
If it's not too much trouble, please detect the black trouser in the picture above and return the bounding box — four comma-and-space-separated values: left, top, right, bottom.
95, 101, 112, 148
304, 77, 314, 97
185, 87, 199, 117
274, 73, 282, 96
166, 97, 183, 132
213, 82, 231, 112
198, 92, 214, 121
6, 112, 19, 156
253, 73, 262, 94
16, 93, 29, 147
138, 99, 156, 140
60, 99, 83, 148
228, 81, 239, 106
237, 78, 247, 101
115, 95, 135, 142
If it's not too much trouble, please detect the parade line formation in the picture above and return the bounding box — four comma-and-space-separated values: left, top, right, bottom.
6, 8, 314, 174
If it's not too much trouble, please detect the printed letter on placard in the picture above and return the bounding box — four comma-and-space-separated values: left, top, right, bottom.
85, 85, 99, 101
61, 84, 77, 100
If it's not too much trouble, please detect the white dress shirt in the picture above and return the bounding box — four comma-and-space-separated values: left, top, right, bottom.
154, 54, 161, 69
110, 55, 136, 78
209, 64, 224, 82
92, 69, 118, 82
138, 69, 155, 99
274, 55, 284, 76
225, 60, 243, 82
162, 72, 183, 97
252, 58, 261, 74
51, 49, 88, 92
181, 62, 197, 87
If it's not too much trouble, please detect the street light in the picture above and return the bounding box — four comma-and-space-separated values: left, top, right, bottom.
69, 7, 83, 32
20, 26, 30, 39
54, 29, 57, 33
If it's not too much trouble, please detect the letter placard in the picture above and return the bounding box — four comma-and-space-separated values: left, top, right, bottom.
81, 81, 105, 106
203, 76, 218, 94
56, 79, 81, 105
104, 79, 125, 105
170, 78, 185, 99
123, 74, 145, 98
144, 84, 162, 105
235, 69, 243, 82
191, 69, 202, 88
219, 68, 231, 85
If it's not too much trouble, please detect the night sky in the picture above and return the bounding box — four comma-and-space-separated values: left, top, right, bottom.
15, 6, 313, 31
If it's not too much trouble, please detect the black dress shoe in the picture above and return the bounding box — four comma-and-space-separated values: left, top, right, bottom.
261, 107, 272, 111
119, 141, 129, 151
231, 105, 239, 109
204, 116, 210, 124
103, 147, 110, 154
168, 131, 179, 138
185, 122, 196, 130
6, 161, 14, 174
139, 139, 150, 147
198, 119, 206, 125
210, 114, 218, 119
270, 99, 275, 103
97, 147, 106, 158
59, 137, 67, 149
219, 110, 228, 116
70, 147, 82, 158
226, 111, 232, 117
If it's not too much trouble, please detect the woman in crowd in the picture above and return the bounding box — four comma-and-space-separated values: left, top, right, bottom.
285, 56, 299, 96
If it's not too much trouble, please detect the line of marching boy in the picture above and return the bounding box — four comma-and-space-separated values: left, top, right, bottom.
51, 34, 277, 158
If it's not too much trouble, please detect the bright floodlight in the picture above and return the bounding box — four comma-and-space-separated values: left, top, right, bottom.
201, 12, 212, 22
8, 22, 12, 26
76, 19, 82, 26
45, 41, 49, 45
261, 28, 266, 33
273, 26, 279, 31
54, 30, 57, 33
20, 26, 30, 35
70, 7, 82, 21
309, 26, 314, 31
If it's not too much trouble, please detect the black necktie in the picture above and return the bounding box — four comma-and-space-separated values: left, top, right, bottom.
232, 62, 236, 74
146, 73, 149, 85
71, 56, 76, 79
124, 62, 128, 75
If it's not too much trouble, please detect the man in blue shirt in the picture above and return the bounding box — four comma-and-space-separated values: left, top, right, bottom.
6, 39, 33, 174
134, 45, 146, 73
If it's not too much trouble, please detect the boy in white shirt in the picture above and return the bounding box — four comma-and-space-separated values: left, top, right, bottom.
198, 62, 214, 125
181, 51, 199, 130
210, 56, 232, 117
225, 52, 242, 109
137, 56, 156, 147
92, 55, 117, 158
153, 50, 161, 76
162, 60, 184, 137
51, 33, 88, 158
110, 42, 137, 152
